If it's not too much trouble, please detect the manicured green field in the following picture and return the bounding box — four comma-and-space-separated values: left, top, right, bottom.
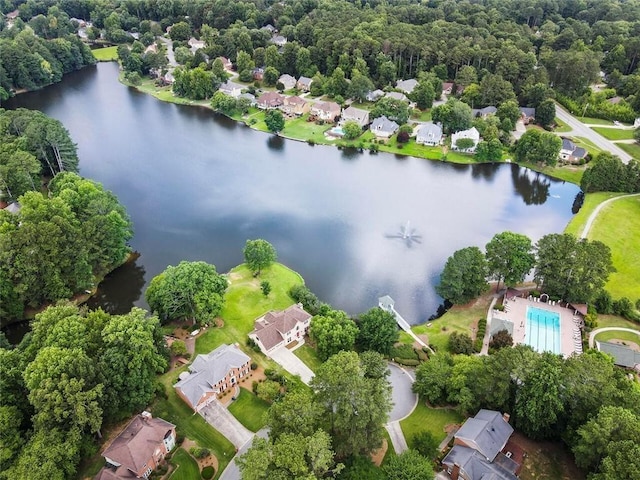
594, 330, 640, 345
617, 142, 640, 160
195, 262, 304, 356
92, 46, 118, 61
579, 116, 616, 126
585, 195, 640, 300
598, 314, 640, 329
400, 400, 463, 444
564, 192, 624, 236
228, 387, 270, 432
169, 448, 200, 480
591, 127, 635, 141
527, 163, 585, 185
293, 344, 323, 372
281, 114, 332, 143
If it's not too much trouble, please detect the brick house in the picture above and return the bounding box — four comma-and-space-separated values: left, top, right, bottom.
281, 95, 310, 116
311, 101, 341, 122
257, 91, 284, 109
249, 304, 312, 355
174, 344, 251, 411
94, 412, 176, 480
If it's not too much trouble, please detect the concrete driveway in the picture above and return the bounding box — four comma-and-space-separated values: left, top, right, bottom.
269, 346, 315, 384
199, 400, 253, 449
218, 428, 269, 480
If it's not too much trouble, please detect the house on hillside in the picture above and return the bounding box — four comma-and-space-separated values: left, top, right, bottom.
442, 409, 522, 480
396, 78, 418, 94
366, 89, 384, 102
278, 74, 297, 91
281, 95, 310, 116
415, 122, 443, 146
297, 76, 313, 92
94, 412, 176, 480
451, 127, 480, 152
370, 115, 399, 139
559, 138, 587, 163
249, 304, 312, 355
340, 106, 370, 127
174, 344, 251, 411
519, 107, 536, 124
257, 91, 284, 109
472, 106, 497, 118
311, 101, 341, 122
219, 80, 243, 98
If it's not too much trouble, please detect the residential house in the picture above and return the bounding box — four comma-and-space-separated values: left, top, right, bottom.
415, 122, 443, 146
519, 107, 536, 124
366, 89, 384, 102
311, 101, 341, 122
261, 24, 277, 34
559, 138, 587, 163
297, 76, 313, 92
442, 409, 522, 480
596, 340, 640, 370
219, 80, 243, 98
4, 202, 21, 214
472, 106, 497, 118
144, 43, 158, 54
451, 127, 480, 152
385, 91, 409, 103
370, 115, 399, 139
396, 78, 419, 94
188, 37, 205, 53
162, 71, 175, 85
278, 74, 297, 91
216, 57, 233, 71
95, 412, 176, 480
252, 67, 265, 81
238, 92, 256, 106
257, 91, 284, 109
271, 35, 287, 47
281, 95, 310, 116
249, 304, 312, 355
442, 82, 454, 95
174, 344, 251, 411
340, 106, 370, 127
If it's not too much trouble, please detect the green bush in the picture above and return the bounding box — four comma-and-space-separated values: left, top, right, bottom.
394, 358, 420, 366
189, 447, 210, 459
201, 465, 215, 479
250, 362, 258, 370
390, 344, 418, 360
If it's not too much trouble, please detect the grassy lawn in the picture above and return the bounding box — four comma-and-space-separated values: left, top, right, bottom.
293, 343, 324, 372
591, 127, 635, 141
564, 192, 624, 236
281, 114, 332, 143
584, 195, 640, 300
597, 314, 640, 329
411, 295, 491, 352
195, 262, 304, 357
411, 109, 432, 121
169, 448, 200, 480
227, 387, 270, 432
526, 163, 585, 185
553, 118, 572, 133
573, 136, 603, 156
578, 116, 615, 126
594, 329, 640, 345
92, 46, 118, 61
617, 142, 640, 160
152, 368, 235, 478
400, 400, 463, 445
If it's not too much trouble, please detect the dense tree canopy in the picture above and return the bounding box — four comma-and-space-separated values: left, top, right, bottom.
356, 307, 399, 355
436, 246, 488, 304
514, 129, 562, 166
485, 231, 535, 290
310, 310, 358, 361
580, 154, 640, 193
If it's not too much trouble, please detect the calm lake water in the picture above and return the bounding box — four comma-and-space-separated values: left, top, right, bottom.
6, 62, 580, 331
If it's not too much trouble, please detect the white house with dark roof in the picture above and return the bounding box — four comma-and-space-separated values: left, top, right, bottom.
219, 80, 243, 98
297, 76, 313, 91
249, 304, 312, 355
559, 138, 587, 163
451, 127, 480, 152
278, 74, 297, 91
340, 106, 370, 127
396, 78, 418, 94
370, 115, 399, 139
415, 122, 443, 146
174, 344, 251, 411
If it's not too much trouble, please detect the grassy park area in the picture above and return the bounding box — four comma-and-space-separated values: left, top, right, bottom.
564, 192, 624, 237
92, 46, 118, 61
169, 448, 200, 480
591, 127, 635, 141
228, 387, 270, 432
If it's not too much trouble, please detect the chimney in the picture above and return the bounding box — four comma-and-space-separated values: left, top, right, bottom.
451, 464, 461, 480
503, 412, 511, 423
141, 411, 153, 421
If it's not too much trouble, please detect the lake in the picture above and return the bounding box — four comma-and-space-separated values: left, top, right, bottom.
6, 62, 580, 330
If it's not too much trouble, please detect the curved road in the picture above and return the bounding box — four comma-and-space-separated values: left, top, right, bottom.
589, 327, 640, 348
555, 104, 632, 164
580, 193, 640, 239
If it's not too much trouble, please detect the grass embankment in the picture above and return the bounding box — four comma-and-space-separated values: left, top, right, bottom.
554, 118, 572, 133
400, 400, 463, 445
169, 448, 200, 480
227, 387, 270, 432
591, 127, 635, 141
293, 344, 324, 372
92, 46, 118, 62
617, 142, 640, 160
583, 195, 640, 300
564, 192, 624, 237
578, 117, 616, 126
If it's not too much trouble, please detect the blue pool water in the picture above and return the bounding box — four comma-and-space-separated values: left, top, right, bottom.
525, 307, 561, 354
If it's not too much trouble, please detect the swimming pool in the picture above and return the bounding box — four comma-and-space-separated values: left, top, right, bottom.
525, 306, 561, 354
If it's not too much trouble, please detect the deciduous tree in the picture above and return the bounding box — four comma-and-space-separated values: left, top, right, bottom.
310, 310, 358, 361
356, 307, 399, 355
436, 247, 488, 304
384, 449, 434, 480
485, 231, 535, 290
243, 239, 277, 275
265, 109, 285, 133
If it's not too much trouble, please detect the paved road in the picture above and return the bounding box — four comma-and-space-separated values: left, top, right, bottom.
555, 104, 632, 164
269, 346, 315, 384
580, 193, 640, 239
388, 363, 417, 422
218, 428, 269, 480
199, 400, 253, 449
588, 327, 640, 349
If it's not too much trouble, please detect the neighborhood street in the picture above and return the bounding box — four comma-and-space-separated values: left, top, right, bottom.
554, 104, 632, 164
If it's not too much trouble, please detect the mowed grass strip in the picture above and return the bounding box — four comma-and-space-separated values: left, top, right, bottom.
293, 344, 323, 372
169, 448, 200, 480
227, 387, 270, 432
617, 142, 640, 160
400, 400, 463, 444
591, 127, 635, 141
594, 330, 640, 345
579, 117, 616, 126
585, 195, 640, 300
564, 192, 625, 237
92, 46, 118, 61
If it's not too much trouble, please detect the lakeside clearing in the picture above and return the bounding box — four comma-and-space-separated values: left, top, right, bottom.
92, 46, 118, 62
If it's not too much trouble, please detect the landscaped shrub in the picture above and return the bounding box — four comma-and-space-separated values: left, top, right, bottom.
449, 332, 474, 355
247, 337, 261, 352
190, 447, 210, 459
176, 433, 185, 445
155, 381, 168, 400
394, 358, 420, 366
250, 362, 258, 370
201, 465, 215, 479
390, 344, 418, 360
474, 318, 487, 352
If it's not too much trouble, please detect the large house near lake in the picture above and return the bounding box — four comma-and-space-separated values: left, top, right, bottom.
370, 115, 399, 139
95, 412, 176, 480
415, 122, 443, 146
442, 409, 522, 480
451, 127, 480, 153
559, 138, 588, 163
249, 304, 312, 355
257, 91, 284, 109
174, 343, 251, 412
311, 101, 341, 122
340, 106, 370, 127
281, 95, 310, 116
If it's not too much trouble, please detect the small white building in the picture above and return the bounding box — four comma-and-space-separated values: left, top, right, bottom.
451, 127, 480, 152
415, 122, 443, 146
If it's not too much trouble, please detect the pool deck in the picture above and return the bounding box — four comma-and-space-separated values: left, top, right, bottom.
492, 296, 583, 357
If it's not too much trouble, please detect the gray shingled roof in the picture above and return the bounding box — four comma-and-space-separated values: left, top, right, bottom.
251, 304, 312, 351
396, 78, 418, 94
519, 107, 536, 117
174, 344, 250, 409
456, 409, 514, 461
371, 116, 399, 135
442, 446, 518, 480
416, 122, 443, 143
598, 341, 640, 368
